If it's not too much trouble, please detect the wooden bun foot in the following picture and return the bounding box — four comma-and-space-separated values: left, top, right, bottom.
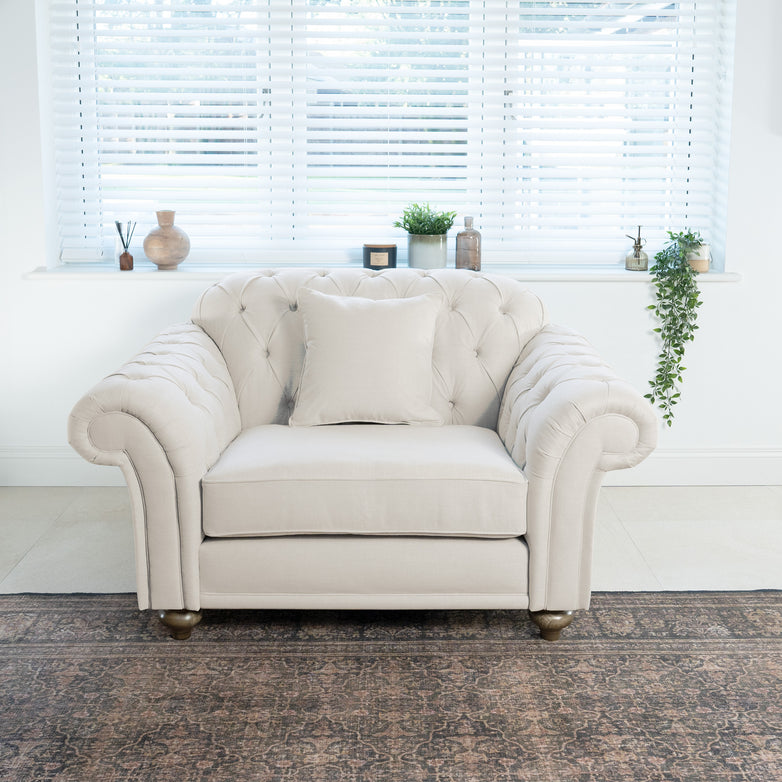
529, 610, 574, 642
158, 609, 202, 640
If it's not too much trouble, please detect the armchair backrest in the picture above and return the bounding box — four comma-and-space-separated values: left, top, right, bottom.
192, 268, 547, 429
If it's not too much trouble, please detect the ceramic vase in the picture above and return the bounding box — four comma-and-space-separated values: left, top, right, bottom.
407, 234, 447, 269
143, 210, 190, 270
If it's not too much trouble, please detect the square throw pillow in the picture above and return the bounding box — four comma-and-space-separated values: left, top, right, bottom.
290, 288, 443, 426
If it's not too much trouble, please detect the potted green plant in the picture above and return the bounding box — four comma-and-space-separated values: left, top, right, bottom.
646, 229, 706, 426
394, 203, 456, 269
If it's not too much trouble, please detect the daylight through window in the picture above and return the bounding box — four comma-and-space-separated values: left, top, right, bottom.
47, 0, 736, 265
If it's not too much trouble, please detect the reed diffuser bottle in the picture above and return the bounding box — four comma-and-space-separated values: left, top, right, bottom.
115, 220, 136, 271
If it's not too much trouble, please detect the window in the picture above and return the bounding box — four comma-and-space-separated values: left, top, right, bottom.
46, 0, 736, 265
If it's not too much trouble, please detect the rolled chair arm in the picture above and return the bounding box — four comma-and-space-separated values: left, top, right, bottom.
68, 323, 241, 610
498, 325, 657, 612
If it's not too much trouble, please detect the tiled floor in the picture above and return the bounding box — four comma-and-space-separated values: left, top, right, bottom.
1, 486, 781, 594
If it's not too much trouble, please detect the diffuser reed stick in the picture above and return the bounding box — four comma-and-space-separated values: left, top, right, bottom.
114, 220, 136, 270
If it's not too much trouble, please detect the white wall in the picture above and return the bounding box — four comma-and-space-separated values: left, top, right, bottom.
1, 0, 780, 486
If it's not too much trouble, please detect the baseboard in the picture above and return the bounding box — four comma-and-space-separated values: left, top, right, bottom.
0, 446, 780, 488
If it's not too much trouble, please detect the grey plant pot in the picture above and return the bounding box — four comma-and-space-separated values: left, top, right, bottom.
407, 234, 447, 269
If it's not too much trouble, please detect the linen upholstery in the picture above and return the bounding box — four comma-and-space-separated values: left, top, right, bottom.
290, 289, 442, 426
68, 268, 657, 620
202, 424, 526, 538
497, 325, 659, 611
67, 324, 241, 608
192, 268, 546, 430
199, 536, 530, 610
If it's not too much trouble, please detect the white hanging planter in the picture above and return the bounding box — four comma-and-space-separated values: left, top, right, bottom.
407, 234, 447, 269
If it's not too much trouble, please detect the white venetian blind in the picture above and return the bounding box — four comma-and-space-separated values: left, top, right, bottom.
47, 0, 736, 265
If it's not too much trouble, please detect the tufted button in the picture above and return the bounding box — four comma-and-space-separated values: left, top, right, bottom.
264, 349, 271, 359
474, 349, 480, 358
239, 305, 247, 313
289, 302, 298, 312
448, 400, 455, 408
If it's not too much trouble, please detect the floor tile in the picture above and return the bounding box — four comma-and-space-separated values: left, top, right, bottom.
59, 486, 131, 523
622, 517, 782, 590
0, 487, 135, 593
602, 485, 782, 524
0, 487, 81, 521
592, 497, 662, 591
0, 487, 81, 581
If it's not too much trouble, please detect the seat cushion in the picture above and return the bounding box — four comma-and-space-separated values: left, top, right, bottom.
202, 424, 526, 538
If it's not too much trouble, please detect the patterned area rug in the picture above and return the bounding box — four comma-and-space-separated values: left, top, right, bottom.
1, 592, 780, 781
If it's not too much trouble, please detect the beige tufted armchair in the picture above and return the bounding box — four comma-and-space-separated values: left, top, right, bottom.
69, 268, 657, 640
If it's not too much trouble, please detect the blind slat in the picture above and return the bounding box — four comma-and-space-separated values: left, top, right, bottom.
48, 0, 736, 265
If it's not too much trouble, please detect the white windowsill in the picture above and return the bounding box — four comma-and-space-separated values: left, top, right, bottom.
25, 261, 742, 283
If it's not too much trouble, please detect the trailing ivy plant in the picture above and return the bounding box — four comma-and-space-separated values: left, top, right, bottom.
394, 203, 457, 235
646, 230, 705, 426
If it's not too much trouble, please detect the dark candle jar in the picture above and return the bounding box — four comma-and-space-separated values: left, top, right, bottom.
363, 244, 397, 270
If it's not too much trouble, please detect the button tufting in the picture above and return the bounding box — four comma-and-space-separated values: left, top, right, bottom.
239, 305, 247, 313
289, 302, 298, 312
